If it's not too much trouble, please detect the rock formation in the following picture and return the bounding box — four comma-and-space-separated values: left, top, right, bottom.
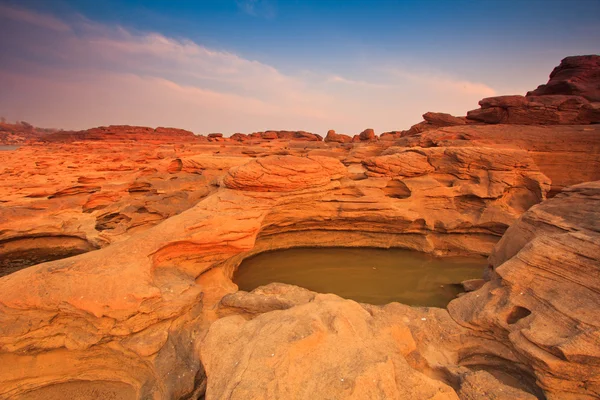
449, 181, 600, 399
324, 129, 352, 143
528, 54, 600, 101
467, 55, 600, 125
0, 56, 599, 399
0, 120, 57, 145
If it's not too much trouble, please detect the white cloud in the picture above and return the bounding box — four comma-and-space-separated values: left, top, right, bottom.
0, 4, 498, 134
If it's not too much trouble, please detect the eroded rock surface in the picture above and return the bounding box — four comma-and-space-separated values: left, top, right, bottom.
202, 291, 460, 400
0, 57, 599, 400
466, 55, 600, 125
449, 181, 600, 399
528, 55, 600, 101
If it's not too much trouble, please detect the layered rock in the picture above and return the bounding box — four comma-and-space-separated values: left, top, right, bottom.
39, 125, 204, 143
527, 55, 600, 101
405, 112, 470, 136
400, 124, 600, 196
466, 55, 600, 125
449, 181, 600, 399
223, 155, 347, 192
243, 130, 323, 141
466, 94, 599, 125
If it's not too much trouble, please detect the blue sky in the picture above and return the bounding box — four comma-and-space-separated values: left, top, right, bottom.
0, 0, 599, 134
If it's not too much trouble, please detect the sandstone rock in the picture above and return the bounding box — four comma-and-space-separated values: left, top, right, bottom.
448, 181, 600, 399
324, 129, 353, 143
167, 155, 250, 174
358, 128, 377, 141
219, 283, 316, 315
239, 130, 323, 142
154, 127, 196, 137
403, 112, 468, 136
456, 370, 538, 400
461, 279, 485, 292
423, 112, 467, 126
0, 121, 56, 145
467, 94, 599, 125
295, 131, 323, 141
0, 56, 598, 400
261, 131, 279, 140
202, 292, 459, 400
230, 133, 248, 141
400, 124, 600, 196
379, 131, 406, 141
38, 125, 202, 143
466, 56, 600, 125
527, 55, 600, 101
222, 155, 347, 192
0, 142, 594, 399
363, 150, 435, 177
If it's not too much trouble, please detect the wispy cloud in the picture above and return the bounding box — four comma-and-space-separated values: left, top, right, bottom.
327, 75, 388, 89
236, 0, 277, 19
385, 68, 496, 97
0, 3, 71, 32
0, 4, 498, 134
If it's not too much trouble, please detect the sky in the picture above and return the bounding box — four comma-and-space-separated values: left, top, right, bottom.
0, 0, 599, 135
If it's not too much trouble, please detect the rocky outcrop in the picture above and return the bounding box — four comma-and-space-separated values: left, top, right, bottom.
400, 124, 600, 196
243, 130, 323, 141
0, 141, 226, 276
352, 128, 377, 142
230, 133, 248, 141
448, 181, 600, 399
223, 155, 347, 192
207, 133, 224, 142
379, 130, 407, 141
528, 55, 600, 101
405, 112, 470, 136
0, 121, 57, 145
466, 94, 600, 125
202, 289, 460, 400
466, 55, 600, 125
324, 129, 352, 143
39, 125, 203, 143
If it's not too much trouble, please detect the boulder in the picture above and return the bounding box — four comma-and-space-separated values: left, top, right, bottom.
230, 133, 248, 141
358, 128, 376, 141
324, 129, 352, 143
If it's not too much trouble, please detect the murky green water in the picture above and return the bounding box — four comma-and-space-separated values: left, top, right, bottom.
234, 247, 486, 307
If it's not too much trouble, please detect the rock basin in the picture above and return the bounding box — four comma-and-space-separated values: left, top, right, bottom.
234, 247, 485, 307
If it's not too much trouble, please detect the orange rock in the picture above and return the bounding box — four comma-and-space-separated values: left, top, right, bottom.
324, 129, 352, 143
223, 155, 347, 192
